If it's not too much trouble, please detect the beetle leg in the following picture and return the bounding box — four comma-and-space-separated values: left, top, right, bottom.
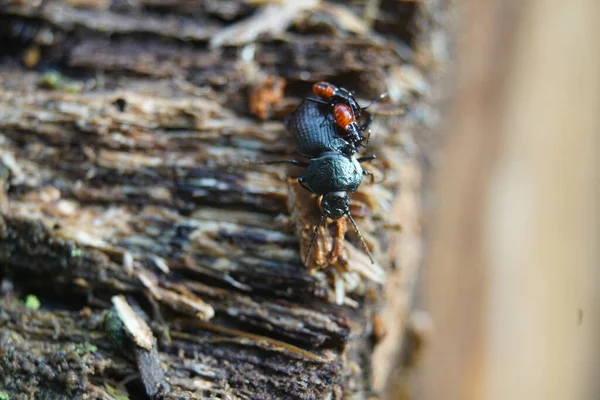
358, 114, 373, 147
360, 113, 374, 131
322, 105, 339, 127
363, 169, 375, 184
298, 176, 316, 193
361, 136, 370, 148
357, 154, 377, 163
359, 131, 371, 148
362, 114, 374, 129
319, 112, 334, 127
306, 97, 330, 106
305, 97, 336, 126
363, 166, 387, 184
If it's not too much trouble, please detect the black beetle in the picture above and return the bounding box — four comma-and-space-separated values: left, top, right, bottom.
264, 100, 376, 264
285, 98, 353, 157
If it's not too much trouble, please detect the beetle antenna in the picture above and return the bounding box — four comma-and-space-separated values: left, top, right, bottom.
346, 213, 374, 264
256, 159, 309, 167
361, 92, 389, 111
306, 212, 327, 264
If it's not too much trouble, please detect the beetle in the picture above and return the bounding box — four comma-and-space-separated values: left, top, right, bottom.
312, 81, 362, 117
284, 99, 376, 182
332, 103, 371, 152
264, 99, 376, 264
308, 81, 387, 151
285, 98, 353, 157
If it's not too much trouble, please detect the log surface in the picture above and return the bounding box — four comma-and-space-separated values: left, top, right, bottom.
0, 1, 435, 398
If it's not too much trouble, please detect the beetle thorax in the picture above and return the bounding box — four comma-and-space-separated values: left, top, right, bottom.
304, 153, 363, 195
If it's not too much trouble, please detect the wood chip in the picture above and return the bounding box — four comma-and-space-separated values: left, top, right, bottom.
210, 0, 320, 48
111, 295, 156, 351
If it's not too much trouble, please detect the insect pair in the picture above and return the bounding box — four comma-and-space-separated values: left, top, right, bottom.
310, 81, 388, 154
265, 82, 387, 266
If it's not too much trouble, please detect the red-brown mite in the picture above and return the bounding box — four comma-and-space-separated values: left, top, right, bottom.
312, 81, 336, 99
333, 103, 356, 131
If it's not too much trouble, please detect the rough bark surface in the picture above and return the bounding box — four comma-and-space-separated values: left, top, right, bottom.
0, 1, 437, 399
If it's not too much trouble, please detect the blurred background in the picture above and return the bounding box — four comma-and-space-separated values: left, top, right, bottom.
413, 2, 600, 400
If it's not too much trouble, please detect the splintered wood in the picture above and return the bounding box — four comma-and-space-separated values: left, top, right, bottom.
287, 179, 386, 303
0, 0, 429, 398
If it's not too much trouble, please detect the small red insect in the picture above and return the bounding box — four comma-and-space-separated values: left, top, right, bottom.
333, 103, 365, 146
312, 81, 360, 116
309, 81, 387, 152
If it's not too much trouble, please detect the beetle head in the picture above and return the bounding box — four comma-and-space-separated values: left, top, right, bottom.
305, 191, 375, 266
321, 191, 350, 219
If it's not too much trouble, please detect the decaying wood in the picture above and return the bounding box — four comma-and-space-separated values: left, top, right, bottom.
0, 0, 432, 398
